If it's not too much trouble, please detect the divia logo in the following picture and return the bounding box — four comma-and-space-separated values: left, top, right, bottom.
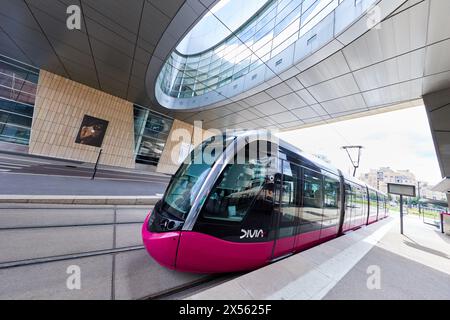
240, 229, 264, 239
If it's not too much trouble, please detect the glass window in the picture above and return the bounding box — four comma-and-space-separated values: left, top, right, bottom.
274, 2, 301, 36
278, 160, 301, 238
344, 183, 353, 227
0, 112, 32, 128
303, 169, 322, 208
369, 191, 378, 217
163, 135, 235, 220
0, 57, 38, 146
156, 0, 351, 99
0, 123, 30, 145
201, 141, 276, 222
323, 175, 340, 228
134, 105, 174, 166
300, 168, 323, 233
324, 176, 339, 208
351, 185, 366, 225
0, 98, 34, 117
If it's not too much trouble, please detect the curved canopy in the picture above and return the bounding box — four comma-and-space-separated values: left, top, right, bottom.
176, 0, 269, 55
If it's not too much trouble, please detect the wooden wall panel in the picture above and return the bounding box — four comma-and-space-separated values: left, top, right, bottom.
29, 70, 135, 168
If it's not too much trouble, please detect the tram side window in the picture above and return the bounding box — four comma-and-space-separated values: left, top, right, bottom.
202, 142, 276, 222
279, 161, 301, 238
300, 169, 323, 233
324, 177, 339, 209
344, 184, 353, 224
323, 176, 340, 227
303, 170, 322, 208
369, 191, 377, 217
354, 187, 364, 218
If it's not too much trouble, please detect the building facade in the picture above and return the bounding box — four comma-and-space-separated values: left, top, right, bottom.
360, 167, 446, 201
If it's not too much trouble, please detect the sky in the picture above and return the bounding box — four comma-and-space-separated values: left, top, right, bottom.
277, 106, 442, 185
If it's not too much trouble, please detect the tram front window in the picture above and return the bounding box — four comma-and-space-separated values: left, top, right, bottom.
202, 141, 276, 222
161, 135, 235, 220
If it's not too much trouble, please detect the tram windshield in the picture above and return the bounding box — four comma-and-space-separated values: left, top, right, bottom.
161, 135, 235, 220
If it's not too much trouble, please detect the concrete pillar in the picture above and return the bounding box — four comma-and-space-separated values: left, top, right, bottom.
423, 88, 450, 208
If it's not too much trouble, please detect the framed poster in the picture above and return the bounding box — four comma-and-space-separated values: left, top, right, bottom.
75, 115, 109, 148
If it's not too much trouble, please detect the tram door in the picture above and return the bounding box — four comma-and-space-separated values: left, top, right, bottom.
272, 160, 301, 258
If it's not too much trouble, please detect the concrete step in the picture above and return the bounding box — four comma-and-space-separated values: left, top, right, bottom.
0, 195, 161, 205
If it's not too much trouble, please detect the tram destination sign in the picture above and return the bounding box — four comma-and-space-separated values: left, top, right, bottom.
387, 183, 416, 197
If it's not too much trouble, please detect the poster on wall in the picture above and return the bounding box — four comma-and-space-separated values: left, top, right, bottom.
75, 115, 109, 148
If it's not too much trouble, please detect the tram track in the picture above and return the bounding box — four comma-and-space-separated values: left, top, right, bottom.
146, 272, 246, 300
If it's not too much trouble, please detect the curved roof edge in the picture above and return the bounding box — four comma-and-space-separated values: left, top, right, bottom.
144, 0, 222, 115
175, 0, 273, 57
152, 0, 416, 114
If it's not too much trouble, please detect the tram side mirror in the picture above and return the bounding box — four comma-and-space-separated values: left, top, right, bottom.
159, 218, 184, 231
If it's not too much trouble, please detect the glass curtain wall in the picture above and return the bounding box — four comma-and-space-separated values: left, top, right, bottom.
0, 56, 39, 145
133, 105, 174, 166
158, 0, 346, 99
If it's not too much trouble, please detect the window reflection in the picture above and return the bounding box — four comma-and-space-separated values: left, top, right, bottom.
0, 57, 38, 146
157, 0, 363, 100
300, 168, 323, 232
133, 105, 174, 166
202, 141, 276, 222
279, 160, 301, 238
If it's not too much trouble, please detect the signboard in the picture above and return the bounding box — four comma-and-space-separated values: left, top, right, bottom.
387, 183, 416, 197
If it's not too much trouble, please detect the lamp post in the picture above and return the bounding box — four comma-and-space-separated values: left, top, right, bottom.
91, 148, 103, 180
342, 146, 364, 177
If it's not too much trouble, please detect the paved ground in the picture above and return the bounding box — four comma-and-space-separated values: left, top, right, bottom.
187, 214, 450, 300
0, 152, 170, 196
324, 215, 450, 299
0, 203, 206, 300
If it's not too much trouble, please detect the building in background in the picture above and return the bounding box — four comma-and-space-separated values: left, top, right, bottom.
360, 167, 446, 201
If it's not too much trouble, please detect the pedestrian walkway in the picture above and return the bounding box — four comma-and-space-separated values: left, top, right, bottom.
186, 215, 450, 300
0, 151, 171, 197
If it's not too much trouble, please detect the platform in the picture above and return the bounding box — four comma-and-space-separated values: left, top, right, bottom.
186, 215, 450, 300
